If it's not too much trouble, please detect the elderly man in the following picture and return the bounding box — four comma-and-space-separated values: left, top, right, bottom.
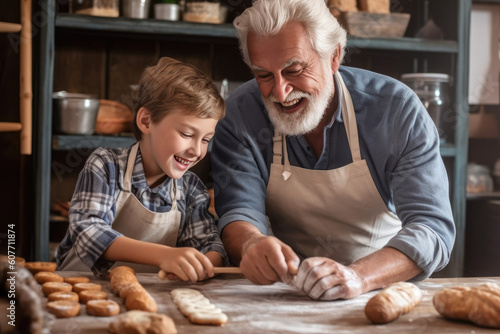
211, 0, 455, 300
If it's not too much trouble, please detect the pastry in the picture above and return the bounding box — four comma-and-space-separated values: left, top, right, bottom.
79, 290, 108, 304
34, 271, 64, 284
24, 262, 57, 274
72, 282, 102, 294
63, 276, 90, 285
48, 291, 79, 303
42, 282, 73, 296
86, 299, 120, 317
365, 282, 422, 324
171, 288, 227, 326
433, 283, 500, 328
125, 288, 158, 313
108, 310, 177, 334
108, 266, 158, 313
46, 300, 81, 318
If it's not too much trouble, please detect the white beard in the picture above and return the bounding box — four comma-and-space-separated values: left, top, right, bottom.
264, 72, 334, 136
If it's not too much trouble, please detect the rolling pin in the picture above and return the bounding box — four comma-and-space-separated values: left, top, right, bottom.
158, 267, 242, 279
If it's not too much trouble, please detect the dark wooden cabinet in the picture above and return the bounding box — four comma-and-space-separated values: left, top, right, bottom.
34, 0, 471, 277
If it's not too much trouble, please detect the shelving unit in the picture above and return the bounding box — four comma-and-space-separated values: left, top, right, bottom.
34, 0, 470, 277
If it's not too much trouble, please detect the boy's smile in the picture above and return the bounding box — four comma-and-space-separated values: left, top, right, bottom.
139, 108, 218, 187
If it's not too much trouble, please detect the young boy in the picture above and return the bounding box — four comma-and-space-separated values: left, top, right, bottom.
56, 57, 227, 282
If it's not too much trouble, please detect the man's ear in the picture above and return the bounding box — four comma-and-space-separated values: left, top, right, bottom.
331, 44, 342, 73
136, 107, 152, 134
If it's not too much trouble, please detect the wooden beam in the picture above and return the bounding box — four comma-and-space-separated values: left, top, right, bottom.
0, 122, 22, 132
20, 0, 32, 155
0, 21, 22, 33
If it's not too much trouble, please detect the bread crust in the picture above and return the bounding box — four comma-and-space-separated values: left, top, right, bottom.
365, 282, 422, 324
433, 283, 500, 328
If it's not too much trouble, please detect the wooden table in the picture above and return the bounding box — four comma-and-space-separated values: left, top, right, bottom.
46, 273, 500, 334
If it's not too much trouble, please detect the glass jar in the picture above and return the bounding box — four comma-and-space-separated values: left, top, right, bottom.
467, 163, 494, 194
70, 0, 119, 17
401, 73, 450, 139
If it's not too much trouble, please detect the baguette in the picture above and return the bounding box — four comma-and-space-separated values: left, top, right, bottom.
365, 282, 422, 324
432, 283, 500, 328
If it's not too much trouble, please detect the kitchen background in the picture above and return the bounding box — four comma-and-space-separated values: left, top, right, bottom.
0, 0, 499, 278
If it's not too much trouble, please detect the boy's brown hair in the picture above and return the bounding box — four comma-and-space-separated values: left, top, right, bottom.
132, 57, 226, 140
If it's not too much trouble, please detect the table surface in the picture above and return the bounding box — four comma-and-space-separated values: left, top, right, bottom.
44, 273, 500, 334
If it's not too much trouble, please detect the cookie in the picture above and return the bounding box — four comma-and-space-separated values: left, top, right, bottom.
72, 282, 102, 294
79, 290, 108, 304
42, 282, 73, 296
24, 262, 57, 274
46, 300, 81, 318
86, 299, 120, 317
171, 288, 227, 326
48, 291, 79, 303
63, 276, 90, 285
34, 271, 64, 284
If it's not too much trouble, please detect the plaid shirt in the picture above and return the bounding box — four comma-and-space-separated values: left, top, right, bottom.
56, 144, 228, 277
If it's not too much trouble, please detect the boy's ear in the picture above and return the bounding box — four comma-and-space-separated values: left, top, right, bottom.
136, 107, 152, 134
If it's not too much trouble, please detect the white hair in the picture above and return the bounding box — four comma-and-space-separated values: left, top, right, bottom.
234, 0, 347, 67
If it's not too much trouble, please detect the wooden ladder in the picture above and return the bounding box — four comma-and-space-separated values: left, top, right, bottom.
0, 0, 32, 155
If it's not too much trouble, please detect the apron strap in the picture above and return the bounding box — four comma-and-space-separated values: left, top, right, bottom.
170, 179, 179, 211
272, 134, 291, 181
123, 143, 139, 192
335, 71, 362, 162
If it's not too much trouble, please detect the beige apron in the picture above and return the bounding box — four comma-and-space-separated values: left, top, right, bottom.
266, 71, 401, 264
59, 143, 181, 273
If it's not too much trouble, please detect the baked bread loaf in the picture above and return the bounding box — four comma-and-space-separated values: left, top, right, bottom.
108, 266, 158, 313
108, 310, 177, 334
365, 282, 422, 324
359, 0, 390, 13
433, 283, 500, 328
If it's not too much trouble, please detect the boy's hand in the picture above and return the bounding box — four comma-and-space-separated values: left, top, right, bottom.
158, 247, 214, 282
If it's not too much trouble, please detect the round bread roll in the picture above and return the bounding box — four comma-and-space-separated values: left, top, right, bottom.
108, 310, 176, 334
86, 299, 120, 317
73, 282, 103, 294
79, 290, 108, 304
110, 273, 138, 294
125, 289, 158, 313
24, 262, 57, 274
48, 291, 79, 303
42, 282, 73, 296
64, 276, 90, 285
46, 300, 81, 318
119, 282, 145, 300
34, 271, 64, 284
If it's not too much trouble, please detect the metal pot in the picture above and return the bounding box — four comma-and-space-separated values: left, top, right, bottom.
53, 91, 100, 135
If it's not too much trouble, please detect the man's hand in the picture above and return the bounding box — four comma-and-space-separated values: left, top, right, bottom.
240, 235, 300, 285
291, 257, 365, 300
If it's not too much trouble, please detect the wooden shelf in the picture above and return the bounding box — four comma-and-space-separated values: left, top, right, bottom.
0, 122, 22, 132
55, 13, 459, 53
52, 134, 136, 150
0, 21, 22, 33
